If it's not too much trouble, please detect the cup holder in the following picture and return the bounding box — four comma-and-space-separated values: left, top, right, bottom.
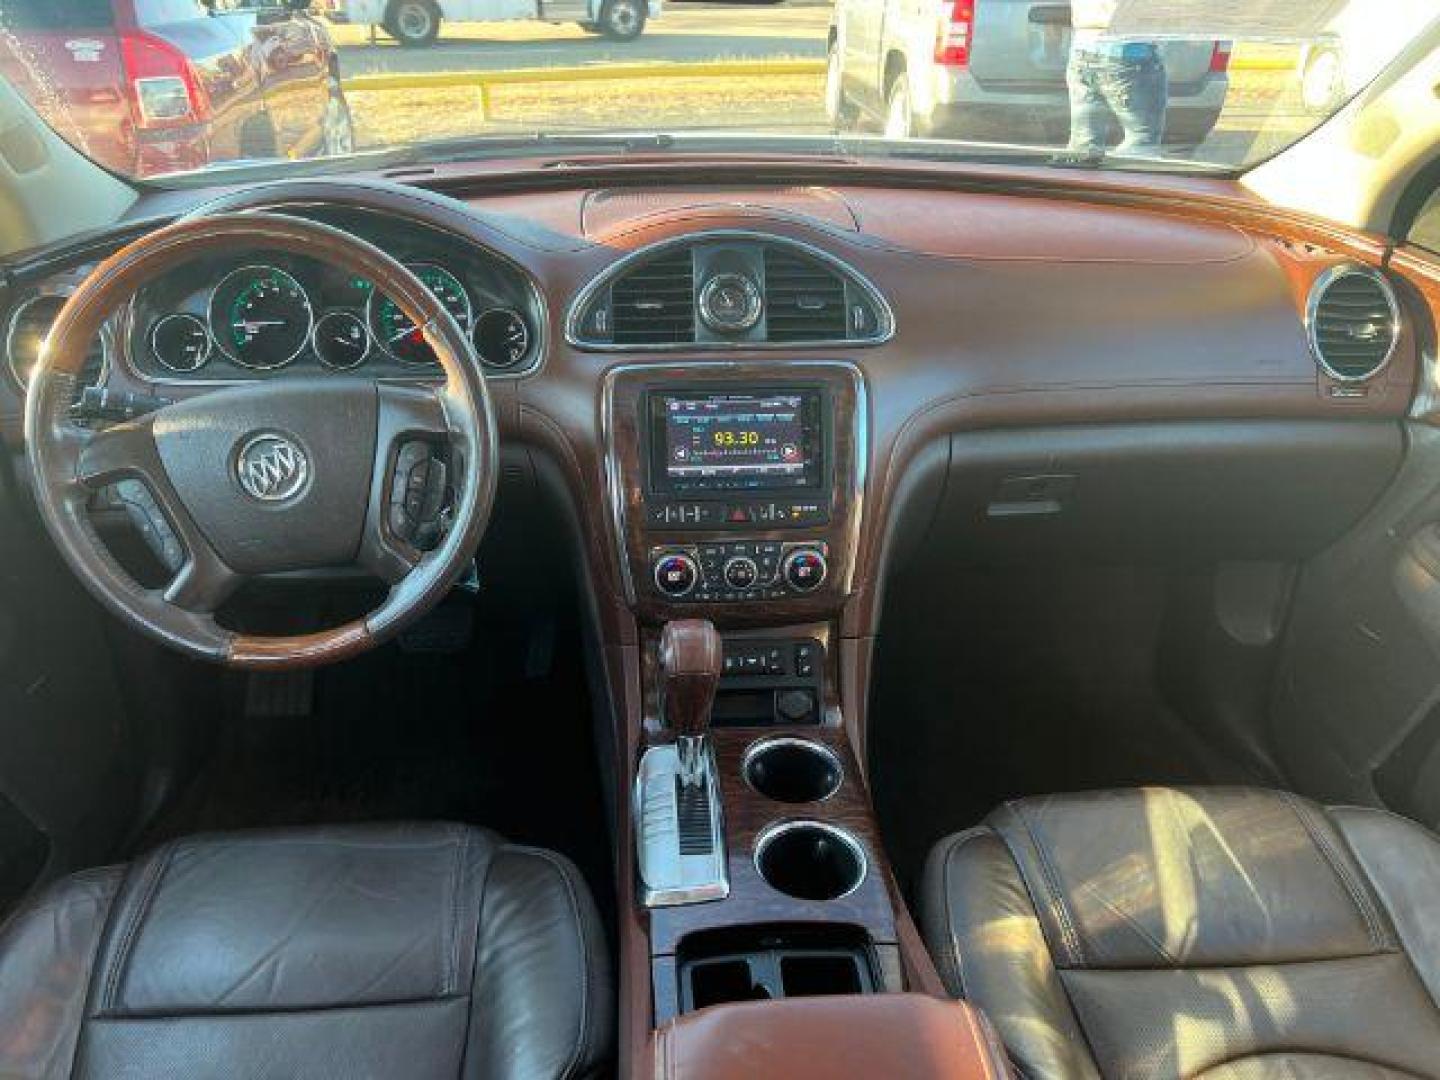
743, 738, 844, 804
754, 821, 867, 902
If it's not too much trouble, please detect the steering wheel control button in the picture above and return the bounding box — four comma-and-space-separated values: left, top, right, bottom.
723, 555, 760, 590
783, 548, 828, 594
653, 552, 699, 598
114, 479, 184, 574
389, 441, 449, 549
235, 433, 309, 503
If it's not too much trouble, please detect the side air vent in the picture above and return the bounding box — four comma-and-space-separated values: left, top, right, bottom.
764, 248, 848, 343
5, 293, 107, 399
611, 248, 695, 346
1307, 266, 1399, 382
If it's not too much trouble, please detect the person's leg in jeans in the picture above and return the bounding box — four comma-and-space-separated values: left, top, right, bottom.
1104, 55, 1168, 154
1066, 54, 1110, 155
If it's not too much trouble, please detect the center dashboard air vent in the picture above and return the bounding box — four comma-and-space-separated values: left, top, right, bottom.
1307, 266, 1400, 383
611, 248, 696, 346
569, 233, 892, 350
764, 248, 848, 343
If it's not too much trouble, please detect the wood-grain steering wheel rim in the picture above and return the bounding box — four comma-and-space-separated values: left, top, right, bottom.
24, 212, 497, 668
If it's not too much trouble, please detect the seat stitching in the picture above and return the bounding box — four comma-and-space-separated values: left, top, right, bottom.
82, 995, 474, 1021
1330, 803, 1439, 834
59, 869, 125, 1080
1188, 1049, 1431, 1080
1013, 802, 1087, 967
938, 828, 995, 998
513, 846, 594, 1080
1282, 792, 1389, 952
456, 839, 500, 1078
101, 840, 177, 1013
1327, 805, 1440, 1018
442, 825, 468, 997
1074, 879, 1178, 966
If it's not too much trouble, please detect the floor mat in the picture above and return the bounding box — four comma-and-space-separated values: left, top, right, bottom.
141, 607, 614, 926
871, 566, 1247, 900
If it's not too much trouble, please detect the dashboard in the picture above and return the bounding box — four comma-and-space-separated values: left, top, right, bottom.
0, 171, 1427, 648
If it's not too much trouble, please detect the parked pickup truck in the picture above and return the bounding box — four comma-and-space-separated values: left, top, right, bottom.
0, 0, 353, 179
827, 0, 1229, 149
322, 0, 660, 46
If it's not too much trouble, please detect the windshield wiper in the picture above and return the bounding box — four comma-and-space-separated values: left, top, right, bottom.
385, 130, 684, 167
839, 134, 1234, 174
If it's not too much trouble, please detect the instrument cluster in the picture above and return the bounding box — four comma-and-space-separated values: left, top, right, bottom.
128, 249, 539, 382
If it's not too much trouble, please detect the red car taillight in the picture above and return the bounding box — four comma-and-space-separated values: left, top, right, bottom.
1209, 41, 1232, 73
934, 0, 976, 67
119, 31, 211, 128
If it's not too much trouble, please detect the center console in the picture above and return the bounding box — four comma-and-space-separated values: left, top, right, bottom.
604, 362, 947, 1064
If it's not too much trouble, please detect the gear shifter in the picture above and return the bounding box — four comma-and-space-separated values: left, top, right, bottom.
659, 619, 722, 787
634, 619, 728, 907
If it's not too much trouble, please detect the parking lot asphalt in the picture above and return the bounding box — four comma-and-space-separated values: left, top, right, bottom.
331, 3, 833, 76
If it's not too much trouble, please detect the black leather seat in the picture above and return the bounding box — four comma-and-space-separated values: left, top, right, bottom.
0, 823, 612, 1079
921, 787, 1440, 1079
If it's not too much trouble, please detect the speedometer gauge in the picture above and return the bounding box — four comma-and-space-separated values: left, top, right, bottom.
368, 263, 472, 366
208, 265, 312, 370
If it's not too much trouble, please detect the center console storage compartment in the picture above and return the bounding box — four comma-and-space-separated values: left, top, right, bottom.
652, 994, 1011, 1079
678, 925, 877, 1013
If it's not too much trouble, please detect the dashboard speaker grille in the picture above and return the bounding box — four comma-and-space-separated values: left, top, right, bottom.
611, 249, 695, 345
764, 248, 848, 343
1308, 267, 1399, 382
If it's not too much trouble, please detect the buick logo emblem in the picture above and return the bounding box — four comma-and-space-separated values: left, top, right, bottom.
236, 434, 308, 502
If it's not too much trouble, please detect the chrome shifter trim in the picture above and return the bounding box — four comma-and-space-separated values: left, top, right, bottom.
635, 740, 728, 907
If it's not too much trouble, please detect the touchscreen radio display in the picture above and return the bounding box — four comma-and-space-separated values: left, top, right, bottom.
650, 391, 823, 492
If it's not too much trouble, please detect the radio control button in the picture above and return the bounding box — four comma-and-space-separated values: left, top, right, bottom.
724, 556, 760, 590
783, 548, 828, 594
654, 553, 699, 598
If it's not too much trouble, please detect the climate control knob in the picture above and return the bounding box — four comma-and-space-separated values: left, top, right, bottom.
653, 552, 699, 598
782, 548, 828, 594
723, 555, 760, 590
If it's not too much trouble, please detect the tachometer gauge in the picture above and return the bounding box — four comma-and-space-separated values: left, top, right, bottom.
150, 313, 211, 373
472, 307, 531, 370
368, 263, 472, 366
312, 310, 370, 371
208, 265, 313, 370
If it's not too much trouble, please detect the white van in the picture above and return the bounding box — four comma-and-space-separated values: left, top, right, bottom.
326, 0, 658, 47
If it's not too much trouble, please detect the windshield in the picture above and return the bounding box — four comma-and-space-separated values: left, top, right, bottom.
0, 0, 1434, 183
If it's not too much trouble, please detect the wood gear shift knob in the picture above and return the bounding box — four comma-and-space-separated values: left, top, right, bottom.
659, 619, 722, 739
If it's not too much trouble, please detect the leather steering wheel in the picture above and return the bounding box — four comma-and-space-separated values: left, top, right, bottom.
25, 212, 497, 668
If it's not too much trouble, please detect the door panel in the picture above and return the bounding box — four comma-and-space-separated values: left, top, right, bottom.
0, 464, 139, 910
1271, 419, 1440, 818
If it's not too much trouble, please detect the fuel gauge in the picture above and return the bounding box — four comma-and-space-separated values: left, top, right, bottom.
312, 310, 370, 371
